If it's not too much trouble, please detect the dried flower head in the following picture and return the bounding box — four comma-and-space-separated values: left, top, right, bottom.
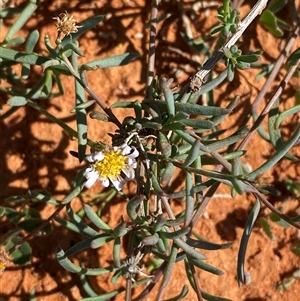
0, 250, 10, 275
84, 143, 139, 191
53, 11, 82, 40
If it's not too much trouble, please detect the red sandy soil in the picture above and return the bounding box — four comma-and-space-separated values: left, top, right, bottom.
1, 0, 300, 300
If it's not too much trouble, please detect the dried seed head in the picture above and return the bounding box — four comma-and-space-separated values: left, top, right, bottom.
53, 11, 82, 40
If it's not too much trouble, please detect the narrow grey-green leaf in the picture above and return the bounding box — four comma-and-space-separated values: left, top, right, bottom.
159, 245, 178, 294
61, 15, 105, 47
142, 233, 160, 245
71, 100, 95, 112
89, 110, 109, 121
42, 59, 64, 71
4, 195, 26, 204
6, 236, 31, 265
25, 30, 39, 53
185, 172, 194, 226
65, 235, 103, 256
231, 177, 245, 195
290, 215, 300, 223
126, 195, 146, 221
181, 118, 214, 129
90, 234, 114, 249
156, 237, 167, 253
161, 77, 175, 118
113, 237, 121, 268
247, 124, 300, 181
269, 212, 291, 228
80, 52, 139, 70
174, 238, 207, 260
63, 42, 84, 56
259, 217, 273, 240
188, 256, 223, 275
7, 96, 28, 106
60, 206, 99, 237
268, 98, 298, 161
187, 238, 232, 250
161, 122, 184, 131
237, 199, 260, 286
162, 285, 189, 301
28, 190, 60, 205
0, 7, 23, 18
210, 95, 239, 126
152, 214, 167, 233
184, 139, 201, 167
42, 69, 53, 96
0, 46, 47, 65
160, 162, 175, 185
22, 30, 40, 79
175, 130, 195, 144
54, 216, 97, 237
286, 48, 300, 66
239, 53, 261, 63
275, 105, 300, 129
184, 257, 196, 291
159, 227, 191, 240
175, 103, 229, 116
56, 246, 115, 275
61, 184, 85, 205
110, 101, 135, 109
113, 222, 128, 237
158, 132, 172, 158
201, 126, 248, 154
4, 0, 38, 41
83, 204, 112, 233
79, 273, 97, 297
150, 173, 165, 195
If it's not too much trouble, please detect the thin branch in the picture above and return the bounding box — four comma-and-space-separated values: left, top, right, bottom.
238, 24, 300, 150
190, 0, 269, 92
146, 0, 159, 101
60, 49, 121, 127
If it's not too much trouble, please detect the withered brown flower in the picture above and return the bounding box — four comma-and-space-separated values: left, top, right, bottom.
53, 11, 82, 40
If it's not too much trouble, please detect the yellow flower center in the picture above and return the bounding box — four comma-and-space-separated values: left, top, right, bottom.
0, 261, 5, 270
94, 150, 126, 178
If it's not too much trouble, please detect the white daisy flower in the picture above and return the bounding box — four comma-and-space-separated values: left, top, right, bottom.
84, 143, 139, 191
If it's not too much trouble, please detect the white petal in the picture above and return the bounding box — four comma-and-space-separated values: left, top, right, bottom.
110, 177, 125, 191
84, 167, 96, 178
100, 177, 110, 187
85, 151, 105, 162
127, 147, 139, 158
120, 143, 131, 155
84, 169, 99, 188
122, 167, 134, 179
126, 158, 137, 167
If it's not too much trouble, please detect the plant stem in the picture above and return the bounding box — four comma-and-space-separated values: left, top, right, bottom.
190, 0, 269, 92
60, 50, 122, 127
146, 0, 159, 101
239, 25, 300, 149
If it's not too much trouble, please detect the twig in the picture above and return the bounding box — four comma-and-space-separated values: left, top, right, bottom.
238, 24, 300, 150
59, 49, 122, 127
146, 0, 159, 101
189, 0, 269, 92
